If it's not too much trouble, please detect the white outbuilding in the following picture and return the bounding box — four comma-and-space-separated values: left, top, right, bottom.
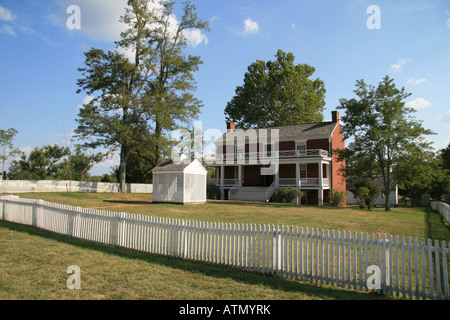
152, 158, 207, 204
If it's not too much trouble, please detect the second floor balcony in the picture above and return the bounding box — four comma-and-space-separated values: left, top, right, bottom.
207, 149, 330, 164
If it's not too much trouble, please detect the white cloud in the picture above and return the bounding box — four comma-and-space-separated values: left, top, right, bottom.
210, 15, 220, 23
438, 110, 450, 125
406, 78, 427, 86
389, 59, 410, 73
406, 97, 431, 109
0, 5, 15, 21
77, 95, 95, 109
184, 29, 209, 47
58, 0, 208, 48
243, 18, 260, 34
0, 25, 16, 36
59, 0, 128, 42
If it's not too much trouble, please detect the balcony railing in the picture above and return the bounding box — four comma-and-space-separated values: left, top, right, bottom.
209, 178, 330, 188
207, 149, 329, 163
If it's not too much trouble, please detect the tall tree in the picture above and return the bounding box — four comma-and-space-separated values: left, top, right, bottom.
336, 76, 434, 211
75, 0, 208, 192
0, 128, 19, 180
128, 0, 209, 168
224, 49, 326, 129
75, 48, 147, 192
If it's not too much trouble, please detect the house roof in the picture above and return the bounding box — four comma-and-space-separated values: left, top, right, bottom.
217, 121, 337, 143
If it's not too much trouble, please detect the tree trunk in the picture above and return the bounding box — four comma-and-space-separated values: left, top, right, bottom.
119, 145, 127, 193
384, 189, 391, 211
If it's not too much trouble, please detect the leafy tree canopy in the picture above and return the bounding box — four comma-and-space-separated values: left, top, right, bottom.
336, 75, 435, 211
75, 0, 209, 192
225, 49, 326, 129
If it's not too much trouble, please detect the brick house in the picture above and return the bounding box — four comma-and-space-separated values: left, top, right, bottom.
207, 111, 346, 205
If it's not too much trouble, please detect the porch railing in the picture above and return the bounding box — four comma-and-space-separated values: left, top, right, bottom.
208, 179, 239, 187
265, 181, 278, 202
278, 178, 330, 187
228, 180, 241, 200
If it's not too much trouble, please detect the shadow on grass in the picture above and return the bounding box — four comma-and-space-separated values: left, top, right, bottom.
103, 200, 153, 206
425, 207, 450, 242
206, 200, 343, 210
0, 220, 395, 301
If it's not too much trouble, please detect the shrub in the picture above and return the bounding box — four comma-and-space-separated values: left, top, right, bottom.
207, 182, 221, 200
273, 187, 303, 203
351, 178, 380, 209
330, 189, 347, 207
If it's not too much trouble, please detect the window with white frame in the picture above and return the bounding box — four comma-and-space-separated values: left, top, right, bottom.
299, 164, 307, 180
296, 141, 307, 155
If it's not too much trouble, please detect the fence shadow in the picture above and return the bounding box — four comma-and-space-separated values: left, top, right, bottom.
425, 207, 450, 242
103, 200, 154, 205
0, 220, 393, 301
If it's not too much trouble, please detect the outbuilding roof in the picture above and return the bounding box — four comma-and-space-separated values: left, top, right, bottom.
152, 158, 207, 174
151, 160, 191, 172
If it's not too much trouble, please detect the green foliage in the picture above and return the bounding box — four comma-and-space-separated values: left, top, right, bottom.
351, 178, 379, 209
206, 182, 221, 200
427, 143, 450, 203
330, 190, 347, 207
336, 76, 435, 211
396, 143, 446, 205
8, 144, 102, 181
225, 49, 326, 129
273, 187, 303, 203
75, 0, 209, 191
8, 144, 70, 180
0, 128, 20, 176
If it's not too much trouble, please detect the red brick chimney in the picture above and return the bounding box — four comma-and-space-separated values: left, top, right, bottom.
227, 122, 236, 132
332, 111, 340, 123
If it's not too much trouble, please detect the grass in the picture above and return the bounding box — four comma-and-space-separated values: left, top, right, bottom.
15, 192, 450, 242
0, 220, 390, 300
2, 192, 449, 301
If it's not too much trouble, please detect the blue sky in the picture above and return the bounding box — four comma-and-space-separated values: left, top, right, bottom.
1, 0, 449, 175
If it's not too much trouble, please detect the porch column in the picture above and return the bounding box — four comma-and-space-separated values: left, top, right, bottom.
318, 161, 323, 206
295, 163, 300, 187
275, 165, 279, 187
220, 166, 225, 200
238, 165, 242, 187
327, 163, 331, 187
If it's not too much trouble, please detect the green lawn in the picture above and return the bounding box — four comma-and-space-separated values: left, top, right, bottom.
1, 192, 449, 301
15, 192, 450, 242
0, 219, 391, 300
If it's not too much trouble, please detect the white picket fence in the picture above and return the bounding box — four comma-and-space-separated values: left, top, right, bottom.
1, 195, 448, 300
0, 180, 153, 194
431, 201, 450, 224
